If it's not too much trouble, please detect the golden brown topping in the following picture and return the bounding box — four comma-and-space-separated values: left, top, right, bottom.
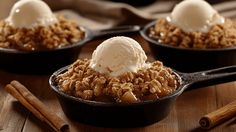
56, 59, 178, 103
149, 18, 236, 49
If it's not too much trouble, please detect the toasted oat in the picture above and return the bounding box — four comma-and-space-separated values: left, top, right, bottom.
149, 18, 236, 49
56, 59, 178, 103
0, 16, 84, 51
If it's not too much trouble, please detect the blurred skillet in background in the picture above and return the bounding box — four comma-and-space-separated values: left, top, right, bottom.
0, 26, 140, 74
140, 21, 236, 73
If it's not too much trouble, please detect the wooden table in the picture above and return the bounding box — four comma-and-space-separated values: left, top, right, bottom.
0, 35, 235, 132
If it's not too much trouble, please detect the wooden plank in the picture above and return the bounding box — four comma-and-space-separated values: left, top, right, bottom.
0, 95, 13, 130
0, 95, 28, 132
175, 86, 217, 131
212, 82, 236, 131
0, 85, 7, 117
0, 71, 29, 132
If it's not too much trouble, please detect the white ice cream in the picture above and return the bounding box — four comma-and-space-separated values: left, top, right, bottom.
6, 0, 57, 28
168, 0, 224, 33
89, 36, 150, 77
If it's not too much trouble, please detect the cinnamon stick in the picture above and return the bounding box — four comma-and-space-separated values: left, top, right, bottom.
199, 100, 236, 129
4, 80, 69, 132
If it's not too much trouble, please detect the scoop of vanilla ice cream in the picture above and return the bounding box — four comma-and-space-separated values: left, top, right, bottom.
169, 0, 224, 32
89, 36, 149, 77
6, 0, 57, 28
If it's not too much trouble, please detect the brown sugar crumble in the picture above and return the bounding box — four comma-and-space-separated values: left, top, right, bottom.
149, 18, 236, 49
0, 16, 84, 51
56, 59, 178, 103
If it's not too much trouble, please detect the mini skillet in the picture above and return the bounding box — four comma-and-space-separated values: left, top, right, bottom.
0, 25, 140, 74
49, 65, 236, 127
140, 21, 236, 72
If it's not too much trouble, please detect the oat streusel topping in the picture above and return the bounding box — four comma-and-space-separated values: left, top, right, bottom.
56, 59, 178, 103
149, 18, 236, 49
0, 16, 84, 51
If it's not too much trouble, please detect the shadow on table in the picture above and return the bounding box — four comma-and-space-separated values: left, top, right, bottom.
190, 127, 207, 132
69, 121, 159, 132
226, 117, 236, 127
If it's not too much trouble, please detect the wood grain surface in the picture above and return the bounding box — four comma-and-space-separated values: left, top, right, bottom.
0, 35, 236, 132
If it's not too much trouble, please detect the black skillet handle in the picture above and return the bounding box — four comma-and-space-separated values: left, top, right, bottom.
178, 65, 236, 90
91, 25, 141, 39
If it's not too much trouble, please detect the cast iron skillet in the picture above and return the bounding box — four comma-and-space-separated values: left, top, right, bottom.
49, 65, 236, 128
0, 25, 140, 74
140, 21, 236, 72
